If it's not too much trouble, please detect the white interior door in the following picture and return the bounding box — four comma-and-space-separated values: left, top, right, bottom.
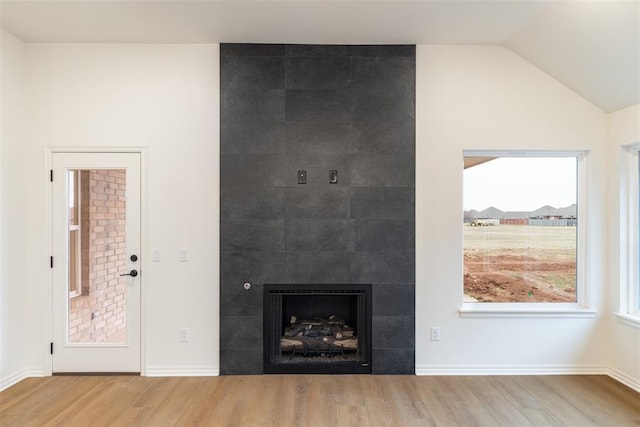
52, 152, 141, 372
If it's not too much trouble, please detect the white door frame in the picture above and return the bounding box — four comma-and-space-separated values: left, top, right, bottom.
44, 147, 148, 376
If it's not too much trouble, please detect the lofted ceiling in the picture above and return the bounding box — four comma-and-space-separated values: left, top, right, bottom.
1, 0, 638, 112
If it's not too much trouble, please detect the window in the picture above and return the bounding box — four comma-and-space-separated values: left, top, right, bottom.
462, 152, 583, 306
636, 151, 640, 314
68, 170, 82, 297
617, 144, 640, 323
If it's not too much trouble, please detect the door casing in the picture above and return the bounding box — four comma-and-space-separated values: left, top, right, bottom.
45, 147, 147, 375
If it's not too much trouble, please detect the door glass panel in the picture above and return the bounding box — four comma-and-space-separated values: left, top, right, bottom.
67, 169, 128, 344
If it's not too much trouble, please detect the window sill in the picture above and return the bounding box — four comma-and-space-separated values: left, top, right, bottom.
459, 304, 597, 318
614, 313, 640, 329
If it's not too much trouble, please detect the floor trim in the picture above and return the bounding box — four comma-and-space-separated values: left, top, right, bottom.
0, 368, 45, 392
145, 366, 219, 377
415, 364, 607, 376
608, 367, 640, 393
5, 365, 637, 395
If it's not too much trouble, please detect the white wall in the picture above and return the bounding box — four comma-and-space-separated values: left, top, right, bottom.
415, 45, 610, 374
0, 30, 29, 389
607, 104, 640, 390
2, 40, 635, 385
18, 43, 220, 376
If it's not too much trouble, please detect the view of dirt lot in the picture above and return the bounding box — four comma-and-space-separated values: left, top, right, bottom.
464, 225, 577, 303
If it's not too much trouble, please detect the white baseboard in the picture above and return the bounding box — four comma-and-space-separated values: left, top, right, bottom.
415, 364, 607, 376
3, 366, 222, 388
144, 366, 219, 377
0, 368, 46, 392
0, 370, 27, 392
608, 368, 640, 393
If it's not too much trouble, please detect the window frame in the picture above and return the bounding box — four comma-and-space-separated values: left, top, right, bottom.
68, 170, 82, 298
615, 144, 640, 327
459, 150, 596, 318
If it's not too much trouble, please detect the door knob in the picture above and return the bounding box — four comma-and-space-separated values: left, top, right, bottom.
120, 269, 138, 277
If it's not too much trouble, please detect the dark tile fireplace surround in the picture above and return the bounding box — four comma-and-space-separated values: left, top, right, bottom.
220, 44, 415, 374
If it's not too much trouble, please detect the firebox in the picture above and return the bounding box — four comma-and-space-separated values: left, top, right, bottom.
263, 284, 372, 374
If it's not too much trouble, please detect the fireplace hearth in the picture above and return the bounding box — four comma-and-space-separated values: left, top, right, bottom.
263, 284, 372, 374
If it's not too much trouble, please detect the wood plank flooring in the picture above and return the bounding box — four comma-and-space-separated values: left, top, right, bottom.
1, 375, 639, 426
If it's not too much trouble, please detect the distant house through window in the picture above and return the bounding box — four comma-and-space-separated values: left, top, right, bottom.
463, 154, 579, 303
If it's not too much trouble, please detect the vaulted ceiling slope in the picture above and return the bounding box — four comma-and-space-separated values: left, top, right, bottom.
1, 0, 638, 112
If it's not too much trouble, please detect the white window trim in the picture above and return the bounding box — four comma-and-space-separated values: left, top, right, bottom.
459, 150, 594, 318
615, 144, 640, 328
68, 170, 82, 298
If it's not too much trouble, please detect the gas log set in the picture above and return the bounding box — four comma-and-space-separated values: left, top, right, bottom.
280, 315, 358, 357
263, 284, 372, 373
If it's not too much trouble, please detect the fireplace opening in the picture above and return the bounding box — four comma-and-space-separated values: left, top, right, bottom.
263, 284, 372, 374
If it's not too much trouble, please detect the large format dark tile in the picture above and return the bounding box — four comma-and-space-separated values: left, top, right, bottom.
220, 280, 263, 316
221, 251, 286, 287
221, 56, 284, 90
285, 187, 350, 219
220, 154, 285, 187
354, 219, 415, 251
220, 349, 263, 375
219, 315, 263, 349
286, 57, 351, 90
221, 89, 285, 123
351, 120, 414, 154
221, 187, 285, 220
372, 348, 415, 374
372, 315, 415, 348
285, 90, 351, 122
350, 45, 415, 58
351, 187, 414, 219
220, 121, 285, 155
372, 285, 415, 316
351, 88, 415, 122
286, 45, 350, 57
349, 250, 415, 284
220, 251, 286, 316
286, 219, 351, 251
220, 220, 285, 251
285, 122, 353, 155
351, 57, 415, 93
286, 251, 350, 284
221, 44, 285, 57
351, 153, 414, 187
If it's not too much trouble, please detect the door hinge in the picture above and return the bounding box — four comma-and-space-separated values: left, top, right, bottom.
50, 342, 54, 355
50, 256, 54, 268
50, 170, 53, 182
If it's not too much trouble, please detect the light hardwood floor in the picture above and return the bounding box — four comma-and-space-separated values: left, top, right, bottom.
1, 375, 639, 426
